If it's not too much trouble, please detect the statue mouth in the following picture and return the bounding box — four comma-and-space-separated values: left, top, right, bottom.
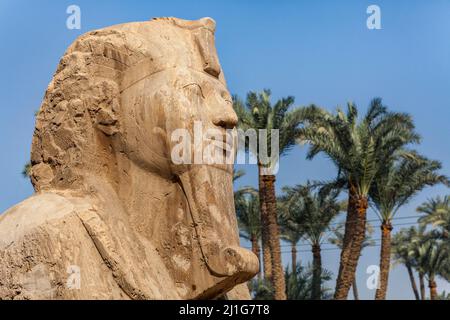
206, 137, 234, 151
202, 136, 236, 173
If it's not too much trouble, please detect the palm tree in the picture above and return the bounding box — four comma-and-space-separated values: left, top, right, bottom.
281, 183, 341, 299
234, 90, 304, 299
285, 265, 333, 300
233, 169, 246, 182
418, 195, 450, 239
436, 291, 450, 300
329, 222, 375, 300
298, 98, 420, 299
416, 196, 450, 300
408, 225, 430, 300
369, 154, 448, 299
278, 198, 304, 272
248, 278, 274, 300
235, 193, 262, 278
392, 227, 422, 300
411, 237, 450, 300
22, 161, 32, 178
395, 225, 450, 300
250, 265, 335, 300
278, 212, 303, 273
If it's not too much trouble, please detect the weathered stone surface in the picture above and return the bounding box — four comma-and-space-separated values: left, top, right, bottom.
0, 17, 258, 300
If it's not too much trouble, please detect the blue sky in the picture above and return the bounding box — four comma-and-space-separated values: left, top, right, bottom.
0, 0, 449, 299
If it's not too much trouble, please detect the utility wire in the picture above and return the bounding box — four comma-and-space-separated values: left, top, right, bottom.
248, 243, 385, 254
277, 243, 383, 254
259, 238, 382, 248
241, 214, 422, 231
241, 220, 419, 250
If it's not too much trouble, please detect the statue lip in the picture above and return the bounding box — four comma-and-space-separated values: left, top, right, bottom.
204, 131, 236, 164
205, 138, 235, 156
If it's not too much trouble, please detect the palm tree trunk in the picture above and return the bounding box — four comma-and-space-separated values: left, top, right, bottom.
291, 244, 297, 272
312, 243, 322, 300
250, 234, 261, 279
258, 164, 272, 280
262, 174, 286, 300
352, 277, 359, 300
429, 277, 437, 300
375, 221, 393, 300
419, 272, 426, 300
334, 186, 368, 299
406, 263, 420, 300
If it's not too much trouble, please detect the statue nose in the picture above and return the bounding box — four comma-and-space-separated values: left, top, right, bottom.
213, 112, 238, 130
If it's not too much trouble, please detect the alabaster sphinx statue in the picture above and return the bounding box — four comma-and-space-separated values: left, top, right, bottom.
0, 17, 258, 299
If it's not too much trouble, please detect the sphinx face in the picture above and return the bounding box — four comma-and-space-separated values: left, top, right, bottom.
116, 67, 258, 296
117, 67, 238, 177
166, 68, 238, 172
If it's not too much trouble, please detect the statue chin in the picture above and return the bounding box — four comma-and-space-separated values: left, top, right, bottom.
0, 17, 258, 300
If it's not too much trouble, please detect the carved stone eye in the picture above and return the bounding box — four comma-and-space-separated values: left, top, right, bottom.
220, 91, 232, 104
182, 83, 205, 99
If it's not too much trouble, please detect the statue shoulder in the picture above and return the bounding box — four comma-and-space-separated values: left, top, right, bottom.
0, 192, 132, 299
0, 192, 92, 247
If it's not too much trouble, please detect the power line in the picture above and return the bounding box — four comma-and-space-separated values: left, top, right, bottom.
243, 240, 383, 251
280, 243, 385, 254
270, 238, 382, 248
241, 220, 420, 250
241, 215, 423, 231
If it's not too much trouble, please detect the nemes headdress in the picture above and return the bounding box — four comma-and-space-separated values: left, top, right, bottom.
31, 17, 224, 191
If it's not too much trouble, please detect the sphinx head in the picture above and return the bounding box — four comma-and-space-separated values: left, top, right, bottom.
31, 17, 237, 189
30, 17, 258, 298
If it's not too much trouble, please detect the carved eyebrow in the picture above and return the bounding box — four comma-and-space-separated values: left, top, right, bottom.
182, 83, 205, 99
221, 91, 232, 102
